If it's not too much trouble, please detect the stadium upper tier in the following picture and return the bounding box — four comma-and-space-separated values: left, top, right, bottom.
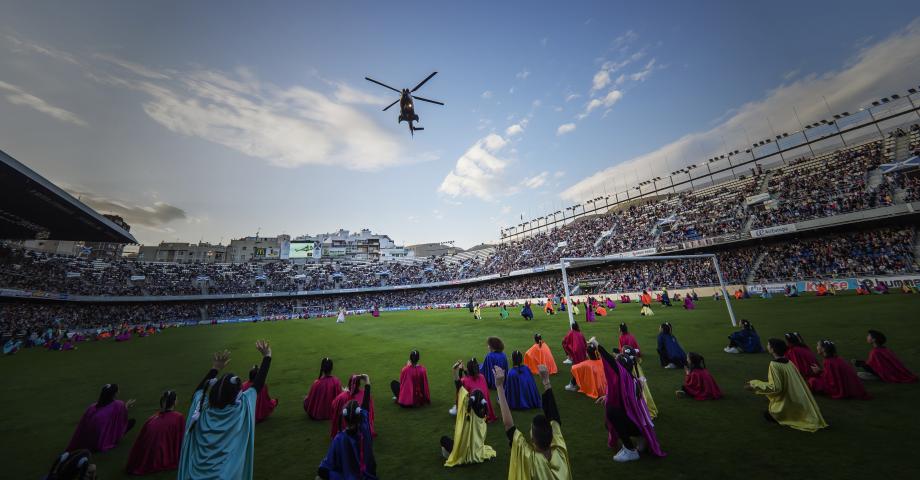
1, 129, 919, 299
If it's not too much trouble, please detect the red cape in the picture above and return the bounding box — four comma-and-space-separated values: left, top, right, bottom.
304, 375, 342, 420
867, 347, 919, 383
461, 374, 496, 422
808, 356, 870, 399
125, 411, 184, 475
330, 383, 376, 437
786, 344, 819, 378
397, 364, 431, 407
683, 369, 722, 400
618, 333, 640, 352
562, 330, 587, 364
241, 381, 278, 423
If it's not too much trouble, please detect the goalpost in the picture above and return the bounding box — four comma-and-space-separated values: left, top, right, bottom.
559, 254, 738, 327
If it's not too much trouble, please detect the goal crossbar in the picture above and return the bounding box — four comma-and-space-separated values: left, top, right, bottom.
559, 254, 738, 327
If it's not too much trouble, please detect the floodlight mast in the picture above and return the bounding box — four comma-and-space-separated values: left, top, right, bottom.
559, 254, 737, 328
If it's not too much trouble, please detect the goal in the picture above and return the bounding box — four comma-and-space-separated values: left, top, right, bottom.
291, 305, 326, 318
558, 254, 738, 326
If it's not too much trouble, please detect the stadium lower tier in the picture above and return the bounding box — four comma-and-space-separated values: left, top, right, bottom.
2, 225, 917, 341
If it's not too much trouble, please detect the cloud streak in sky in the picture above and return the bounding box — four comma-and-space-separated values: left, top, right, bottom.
439, 133, 511, 201
0, 80, 87, 126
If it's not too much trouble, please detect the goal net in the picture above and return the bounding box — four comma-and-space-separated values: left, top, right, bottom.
558, 254, 738, 326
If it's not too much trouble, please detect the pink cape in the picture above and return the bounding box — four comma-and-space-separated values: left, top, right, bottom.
330, 381, 377, 437
397, 364, 431, 407
618, 333, 640, 352
786, 344, 819, 378
125, 410, 184, 475
562, 330, 587, 364
461, 374, 496, 422
67, 400, 129, 452
304, 375, 343, 420
683, 369, 723, 400
808, 356, 870, 399
866, 347, 919, 383
241, 381, 278, 423
602, 359, 665, 457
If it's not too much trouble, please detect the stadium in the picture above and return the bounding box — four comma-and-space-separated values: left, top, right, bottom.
2, 3, 920, 479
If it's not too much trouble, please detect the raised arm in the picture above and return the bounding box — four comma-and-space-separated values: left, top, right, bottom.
493, 366, 515, 432
538, 365, 561, 425
452, 360, 463, 392
196, 350, 230, 393
361, 375, 372, 411
250, 340, 273, 393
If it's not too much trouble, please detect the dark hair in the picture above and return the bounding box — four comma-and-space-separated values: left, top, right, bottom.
512, 350, 524, 367
688, 352, 706, 370
468, 389, 488, 419
97, 384, 118, 407
487, 337, 504, 352
409, 350, 420, 365
619, 323, 628, 334
342, 399, 362, 430
210, 373, 242, 408
45, 449, 92, 480
619, 346, 639, 374
466, 358, 480, 378
868, 330, 887, 346
571, 321, 580, 332
784, 332, 804, 346
586, 343, 599, 360
768, 338, 788, 356
533, 333, 543, 345
248, 365, 259, 382
319, 357, 334, 378
819, 339, 838, 357
660, 323, 672, 335
160, 390, 177, 413
741, 319, 754, 331
347, 374, 363, 395
531, 414, 553, 450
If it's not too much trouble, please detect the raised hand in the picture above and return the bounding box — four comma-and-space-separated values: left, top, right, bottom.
452, 360, 462, 371
125, 399, 137, 408
212, 350, 231, 370
538, 364, 551, 386
256, 340, 271, 357
493, 365, 506, 388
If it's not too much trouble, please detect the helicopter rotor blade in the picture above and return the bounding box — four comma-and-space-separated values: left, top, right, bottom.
365, 77, 401, 94
382, 98, 400, 111
411, 95, 444, 106
410, 71, 438, 92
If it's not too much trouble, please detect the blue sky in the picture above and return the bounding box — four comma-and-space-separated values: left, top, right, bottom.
1, 1, 919, 248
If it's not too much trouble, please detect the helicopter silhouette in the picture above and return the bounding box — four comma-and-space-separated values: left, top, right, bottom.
365, 72, 444, 136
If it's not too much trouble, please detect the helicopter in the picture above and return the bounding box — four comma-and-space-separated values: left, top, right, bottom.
365, 71, 444, 136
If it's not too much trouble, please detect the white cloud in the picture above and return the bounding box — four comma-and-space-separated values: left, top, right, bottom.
561, 19, 920, 202
532, 99, 542, 108
505, 123, 525, 137
585, 89, 623, 113
516, 69, 531, 80
557, 123, 576, 135
629, 58, 657, 82
0, 80, 87, 126
501, 205, 512, 214
438, 133, 510, 201
522, 171, 549, 189
63, 186, 187, 229
332, 82, 390, 105
481, 90, 493, 99
4, 34, 79, 64
565, 93, 581, 102
591, 69, 610, 91
94, 53, 171, 80
554, 171, 566, 178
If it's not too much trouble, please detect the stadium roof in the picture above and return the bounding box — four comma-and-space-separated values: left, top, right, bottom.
0, 149, 137, 243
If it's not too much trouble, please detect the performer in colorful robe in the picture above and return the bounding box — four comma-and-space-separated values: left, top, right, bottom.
504, 351, 542, 410
745, 339, 828, 432
640, 291, 654, 316
521, 301, 534, 321
390, 350, 431, 407
371, 305, 380, 318
3, 337, 22, 355
499, 304, 510, 319
523, 333, 558, 375
725, 319, 764, 354
126, 390, 185, 475
68, 383, 135, 453
443, 383, 496, 466
305, 358, 343, 420
473, 304, 482, 320
544, 297, 555, 315
480, 337, 509, 389
605, 297, 616, 310
452, 358, 496, 422
784, 332, 819, 378
660, 287, 672, 307
808, 340, 870, 400
585, 297, 596, 323
853, 330, 918, 383
597, 343, 666, 462
242, 364, 278, 423
683, 293, 695, 310
331, 374, 377, 438
677, 353, 722, 400
317, 377, 378, 480
495, 365, 572, 479
178, 341, 272, 480
115, 331, 131, 342
561, 321, 587, 365
336, 308, 346, 324
657, 322, 687, 368
567, 344, 606, 398
618, 323, 640, 352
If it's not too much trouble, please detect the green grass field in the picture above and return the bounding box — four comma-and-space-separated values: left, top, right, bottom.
3, 294, 919, 479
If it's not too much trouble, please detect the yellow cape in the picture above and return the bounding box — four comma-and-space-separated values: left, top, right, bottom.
444, 387, 496, 467
636, 363, 658, 419
749, 360, 828, 432
508, 421, 571, 480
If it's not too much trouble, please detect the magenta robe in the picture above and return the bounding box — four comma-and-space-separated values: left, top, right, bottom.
67, 400, 130, 452
241, 381, 278, 423
562, 330, 587, 364
808, 357, 870, 399
866, 347, 918, 383
330, 377, 376, 438
397, 364, 430, 407
125, 410, 184, 475
786, 344, 819, 378
683, 369, 722, 400
602, 358, 666, 456
618, 333, 640, 352
304, 375, 342, 420
460, 374, 496, 422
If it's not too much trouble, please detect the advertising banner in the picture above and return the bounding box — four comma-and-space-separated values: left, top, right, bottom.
750, 223, 797, 238
289, 241, 316, 259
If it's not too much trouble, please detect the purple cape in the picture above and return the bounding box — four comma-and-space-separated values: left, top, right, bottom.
503, 366, 542, 410
602, 359, 665, 457
67, 400, 129, 452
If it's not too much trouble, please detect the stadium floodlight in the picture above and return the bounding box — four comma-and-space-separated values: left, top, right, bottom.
558, 254, 738, 327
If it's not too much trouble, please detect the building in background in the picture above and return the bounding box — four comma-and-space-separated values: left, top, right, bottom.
226, 235, 291, 263
407, 242, 464, 258
17, 214, 133, 259
136, 242, 227, 263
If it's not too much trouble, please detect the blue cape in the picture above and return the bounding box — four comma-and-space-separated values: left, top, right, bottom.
728, 329, 764, 353
504, 366, 542, 410
319, 411, 377, 480
480, 351, 509, 389
657, 333, 687, 364
178, 388, 256, 480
